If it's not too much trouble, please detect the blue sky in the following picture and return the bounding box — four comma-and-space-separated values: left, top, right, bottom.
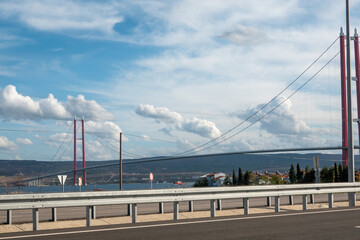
0, 0, 360, 162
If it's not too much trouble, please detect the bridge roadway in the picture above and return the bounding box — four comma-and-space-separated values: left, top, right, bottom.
0, 193, 358, 224
0, 207, 360, 239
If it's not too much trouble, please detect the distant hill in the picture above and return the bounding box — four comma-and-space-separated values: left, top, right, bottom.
0, 153, 358, 184
0, 153, 354, 175
122, 153, 356, 173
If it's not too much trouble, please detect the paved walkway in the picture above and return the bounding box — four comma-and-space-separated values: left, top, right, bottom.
0, 201, 357, 233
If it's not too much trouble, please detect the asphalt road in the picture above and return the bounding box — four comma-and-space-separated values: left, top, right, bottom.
0, 193, 356, 224
1, 207, 360, 239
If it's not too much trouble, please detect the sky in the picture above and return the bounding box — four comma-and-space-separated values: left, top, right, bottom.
1, 0, 360, 162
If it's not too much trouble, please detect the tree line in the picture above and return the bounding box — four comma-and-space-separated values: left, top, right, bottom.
226, 168, 254, 185
194, 162, 353, 187
288, 163, 349, 183
227, 168, 285, 185
227, 163, 350, 185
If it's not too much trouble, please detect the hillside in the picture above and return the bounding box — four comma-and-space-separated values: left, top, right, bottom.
0, 153, 357, 184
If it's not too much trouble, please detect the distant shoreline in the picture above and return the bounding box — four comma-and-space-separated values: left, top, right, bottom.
0, 182, 195, 195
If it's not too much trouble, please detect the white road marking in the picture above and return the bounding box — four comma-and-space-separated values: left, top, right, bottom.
1, 208, 360, 239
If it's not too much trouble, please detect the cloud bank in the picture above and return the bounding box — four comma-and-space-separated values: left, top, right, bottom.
0, 85, 114, 121
236, 96, 334, 147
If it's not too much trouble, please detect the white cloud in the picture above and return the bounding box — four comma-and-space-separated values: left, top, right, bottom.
237, 97, 311, 135
65, 95, 114, 121
0, 85, 41, 120
86, 139, 115, 161
0, 136, 17, 150
49, 132, 69, 142
0, 85, 113, 121
43, 120, 124, 157
236, 96, 335, 147
86, 121, 123, 141
176, 137, 195, 151
27, 118, 123, 161
0, 0, 123, 36
16, 138, 32, 145
135, 104, 183, 124
180, 117, 221, 138
123, 0, 301, 47
0, 0, 304, 45
39, 94, 71, 120
135, 104, 221, 138
46, 132, 71, 147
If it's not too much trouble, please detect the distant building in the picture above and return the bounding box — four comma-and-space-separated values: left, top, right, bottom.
201, 172, 226, 186
254, 171, 289, 184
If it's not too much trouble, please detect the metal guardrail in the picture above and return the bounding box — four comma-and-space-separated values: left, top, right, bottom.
1, 183, 360, 231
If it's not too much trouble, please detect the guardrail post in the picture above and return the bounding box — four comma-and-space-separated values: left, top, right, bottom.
275, 196, 280, 212
267, 196, 271, 207
217, 199, 222, 210
210, 200, 216, 217
132, 204, 137, 223
310, 194, 315, 204
302, 195, 307, 210
328, 193, 334, 208
289, 195, 294, 205
174, 201, 179, 220
348, 192, 356, 207
159, 202, 164, 214
127, 204, 132, 216
92, 206, 96, 219
6, 210, 12, 225
189, 201, 194, 212
32, 208, 39, 231
51, 208, 57, 222
86, 206, 92, 227
243, 198, 249, 215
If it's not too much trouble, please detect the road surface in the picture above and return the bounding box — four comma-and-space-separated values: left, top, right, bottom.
0, 207, 360, 239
